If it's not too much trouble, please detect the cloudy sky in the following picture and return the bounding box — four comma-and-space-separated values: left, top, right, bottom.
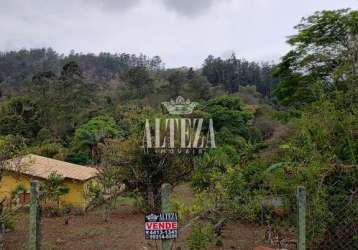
0, 0, 357, 68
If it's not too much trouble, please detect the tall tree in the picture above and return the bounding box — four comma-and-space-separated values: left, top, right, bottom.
273, 9, 358, 107
125, 66, 154, 98
71, 115, 121, 163
58, 61, 95, 132
202, 54, 277, 95
0, 97, 40, 139
167, 70, 186, 98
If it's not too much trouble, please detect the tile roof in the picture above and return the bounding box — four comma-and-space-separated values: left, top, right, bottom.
7, 154, 98, 181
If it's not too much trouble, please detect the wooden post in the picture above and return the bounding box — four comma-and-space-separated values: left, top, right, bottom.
0, 200, 5, 250
297, 186, 306, 250
161, 183, 172, 250
29, 181, 41, 250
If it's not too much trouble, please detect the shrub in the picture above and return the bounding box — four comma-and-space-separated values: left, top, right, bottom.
33, 143, 67, 160
186, 222, 218, 250
65, 152, 90, 164
41, 172, 70, 215
2, 209, 17, 230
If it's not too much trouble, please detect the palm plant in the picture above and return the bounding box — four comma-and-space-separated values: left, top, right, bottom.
41, 172, 69, 211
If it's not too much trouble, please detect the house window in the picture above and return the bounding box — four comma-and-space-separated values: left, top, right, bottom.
18, 192, 30, 206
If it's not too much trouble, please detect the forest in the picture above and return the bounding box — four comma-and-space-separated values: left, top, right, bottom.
0, 8, 357, 250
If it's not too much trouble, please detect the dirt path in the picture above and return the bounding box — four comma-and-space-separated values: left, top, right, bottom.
5, 208, 153, 250
5, 184, 271, 250
5, 211, 269, 250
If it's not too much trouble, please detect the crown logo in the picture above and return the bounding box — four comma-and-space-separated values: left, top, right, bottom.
162, 96, 198, 115
146, 213, 159, 221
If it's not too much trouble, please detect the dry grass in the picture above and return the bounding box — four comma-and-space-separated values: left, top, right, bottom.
5, 184, 273, 250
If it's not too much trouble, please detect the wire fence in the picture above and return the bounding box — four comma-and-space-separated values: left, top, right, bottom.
306, 194, 358, 250
17, 180, 357, 249
223, 185, 357, 250
39, 199, 87, 217
222, 193, 297, 249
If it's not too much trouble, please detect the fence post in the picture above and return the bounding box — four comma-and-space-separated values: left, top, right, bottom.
161, 183, 172, 250
297, 186, 306, 250
29, 181, 41, 250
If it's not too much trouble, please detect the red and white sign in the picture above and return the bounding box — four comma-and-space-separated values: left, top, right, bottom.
145, 212, 178, 240
145, 222, 178, 230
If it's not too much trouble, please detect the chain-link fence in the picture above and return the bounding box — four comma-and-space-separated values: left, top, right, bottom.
304, 165, 358, 250
39, 199, 87, 217
218, 182, 357, 250
219, 193, 297, 249
306, 193, 358, 249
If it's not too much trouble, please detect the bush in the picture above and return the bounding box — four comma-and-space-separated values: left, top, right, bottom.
2, 209, 17, 230
33, 143, 67, 160
65, 152, 90, 164
36, 128, 53, 143
186, 223, 218, 250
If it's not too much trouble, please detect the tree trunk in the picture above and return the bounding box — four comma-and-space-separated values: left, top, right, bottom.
147, 184, 155, 211
103, 203, 110, 222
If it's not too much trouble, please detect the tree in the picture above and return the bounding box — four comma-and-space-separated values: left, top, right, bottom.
56, 61, 96, 139
100, 136, 194, 211
182, 74, 211, 101
0, 48, 163, 90
205, 96, 253, 137
26, 61, 96, 143
115, 104, 157, 137
273, 9, 358, 107
71, 116, 121, 163
167, 70, 186, 98
125, 66, 154, 98
186, 67, 195, 80
202, 55, 226, 86
85, 155, 125, 222
266, 9, 358, 247
41, 172, 69, 213
29, 71, 57, 134
100, 105, 195, 211
192, 96, 257, 190
0, 97, 40, 139
31, 71, 57, 100
0, 135, 26, 248
0, 48, 61, 87
202, 54, 277, 96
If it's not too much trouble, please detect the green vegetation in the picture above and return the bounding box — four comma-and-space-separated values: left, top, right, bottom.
41, 172, 70, 215
71, 115, 121, 163
0, 8, 356, 249
85, 163, 125, 222
186, 223, 218, 250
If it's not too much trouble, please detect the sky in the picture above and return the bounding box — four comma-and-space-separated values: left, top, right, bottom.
0, 0, 357, 68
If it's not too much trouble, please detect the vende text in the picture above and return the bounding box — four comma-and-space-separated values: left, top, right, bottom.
145, 222, 178, 230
